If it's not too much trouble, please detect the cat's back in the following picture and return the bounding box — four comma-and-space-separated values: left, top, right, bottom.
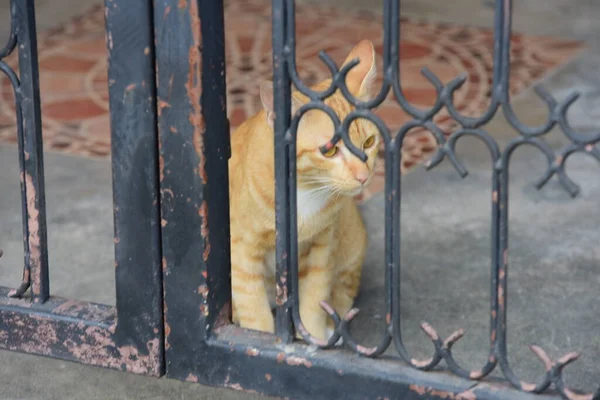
230, 113, 259, 167
229, 111, 269, 186
228, 111, 276, 226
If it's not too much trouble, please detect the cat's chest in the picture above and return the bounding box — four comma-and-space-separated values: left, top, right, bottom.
296, 188, 330, 221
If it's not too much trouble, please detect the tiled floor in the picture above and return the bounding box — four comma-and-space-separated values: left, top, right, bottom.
0, 0, 584, 201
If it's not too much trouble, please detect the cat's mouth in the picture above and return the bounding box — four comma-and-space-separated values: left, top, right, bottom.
343, 185, 365, 197
339, 176, 375, 197
348, 187, 363, 196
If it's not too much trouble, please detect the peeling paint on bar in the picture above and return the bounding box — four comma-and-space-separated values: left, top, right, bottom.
0, 294, 160, 375
185, 0, 207, 184
198, 201, 210, 261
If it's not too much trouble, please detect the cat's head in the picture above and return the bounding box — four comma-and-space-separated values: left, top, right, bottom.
260, 39, 379, 197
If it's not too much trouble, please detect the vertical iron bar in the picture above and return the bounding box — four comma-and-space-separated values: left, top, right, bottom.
197, 0, 232, 329
12, 100, 30, 298
14, 0, 49, 303
389, 0, 400, 84
488, 165, 501, 366
495, 0, 510, 374
388, 147, 401, 342
272, 0, 294, 342
155, 0, 231, 378
499, 0, 511, 102
383, 0, 393, 341
382, 0, 391, 74
492, 0, 506, 92
389, 1, 409, 362
491, 3, 509, 378
494, 0, 538, 391
496, 165, 511, 377
104, 0, 164, 372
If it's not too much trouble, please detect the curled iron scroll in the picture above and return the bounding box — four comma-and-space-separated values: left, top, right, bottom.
278, 0, 600, 397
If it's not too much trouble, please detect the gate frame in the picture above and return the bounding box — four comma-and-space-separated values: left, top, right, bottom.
157, 1, 599, 399
0, 0, 597, 399
0, 0, 164, 375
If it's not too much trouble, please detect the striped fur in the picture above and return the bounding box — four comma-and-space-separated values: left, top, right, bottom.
229, 40, 386, 340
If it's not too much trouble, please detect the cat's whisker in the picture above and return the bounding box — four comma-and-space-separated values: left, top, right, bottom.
299, 184, 330, 194
299, 181, 333, 192
333, 188, 344, 200
295, 189, 331, 205
301, 178, 334, 187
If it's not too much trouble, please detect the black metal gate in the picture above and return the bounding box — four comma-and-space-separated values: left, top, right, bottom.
1, 0, 599, 399
0, 0, 163, 375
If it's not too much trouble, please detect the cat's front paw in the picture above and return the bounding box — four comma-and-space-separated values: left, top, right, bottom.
238, 316, 275, 334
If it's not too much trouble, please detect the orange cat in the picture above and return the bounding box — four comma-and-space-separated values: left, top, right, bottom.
229, 40, 384, 341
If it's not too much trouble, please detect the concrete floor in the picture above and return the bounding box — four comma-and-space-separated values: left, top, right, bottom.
300, 0, 600, 40
1, 0, 600, 399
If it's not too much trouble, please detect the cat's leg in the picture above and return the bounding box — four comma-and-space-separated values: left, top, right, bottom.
297, 228, 335, 342
326, 250, 363, 347
231, 236, 274, 333
328, 204, 367, 345
329, 259, 362, 319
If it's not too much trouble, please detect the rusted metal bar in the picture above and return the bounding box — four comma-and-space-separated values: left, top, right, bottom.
154, 0, 231, 379
0, 0, 164, 377
0, 287, 161, 375
272, 0, 295, 344
160, 0, 599, 398
104, 0, 165, 374
197, 325, 561, 400
11, 0, 50, 303
0, 2, 29, 300
267, 0, 600, 398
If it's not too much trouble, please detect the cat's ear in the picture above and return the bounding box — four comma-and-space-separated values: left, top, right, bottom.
341, 39, 376, 101
260, 80, 303, 128
260, 81, 276, 127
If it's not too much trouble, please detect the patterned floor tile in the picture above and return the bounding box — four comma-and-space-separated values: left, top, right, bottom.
0, 1, 584, 202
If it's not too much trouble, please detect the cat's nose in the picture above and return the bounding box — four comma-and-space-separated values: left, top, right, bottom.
355, 172, 369, 184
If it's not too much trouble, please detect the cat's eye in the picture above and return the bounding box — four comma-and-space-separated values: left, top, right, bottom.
323, 146, 338, 158
363, 135, 376, 149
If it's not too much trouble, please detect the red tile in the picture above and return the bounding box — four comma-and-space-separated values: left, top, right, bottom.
0, 0, 584, 170
84, 116, 111, 144
402, 160, 415, 171
296, 19, 327, 36
237, 36, 255, 53
0, 113, 14, 127
39, 73, 86, 97
0, 127, 17, 142
87, 143, 111, 156
50, 135, 75, 149
400, 41, 433, 60
92, 73, 108, 86
44, 98, 106, 121
39, 55, 97, 73
229, 108, 247, 128
68, 38, 108, 56
402, 87, 438, 107
424, 64, 463, 84
1, 76, 16, 96
398, 64, 457, 87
